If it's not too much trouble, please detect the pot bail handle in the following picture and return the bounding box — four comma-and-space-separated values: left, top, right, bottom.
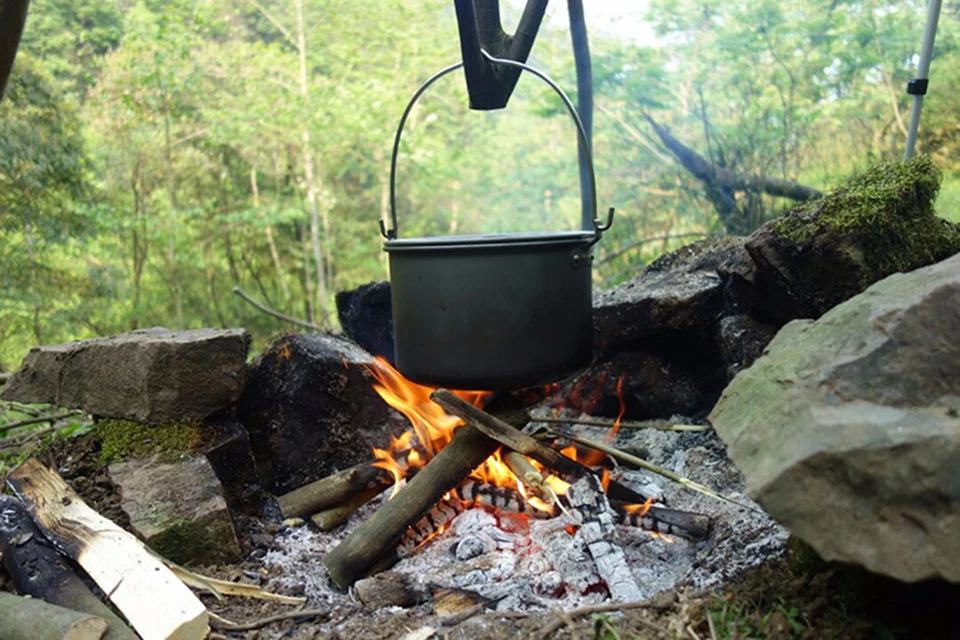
384, 49, 614, 241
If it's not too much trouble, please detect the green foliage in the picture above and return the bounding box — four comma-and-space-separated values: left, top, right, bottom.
96, 418, 202, 465
1, 0, 958, 364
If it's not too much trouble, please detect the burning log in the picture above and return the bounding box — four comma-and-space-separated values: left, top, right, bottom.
0, 496, 137, 640
612, 502, 712, 541
322, 423, 499, 588
6, 459, 209, 640
278, 460, 394, 519
567, 475, 643, 602
0, 592, 109, 640
395, 497, 466, 558
432, 389, 651, 505
459, 479, 552, 519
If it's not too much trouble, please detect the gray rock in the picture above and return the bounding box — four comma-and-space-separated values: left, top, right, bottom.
709, 253, 960, 583
593, 268, 724, 357
2, 328, 250, 425
108, 454, 241, 565
715, 314, 777, 379
235, 333, 407, 494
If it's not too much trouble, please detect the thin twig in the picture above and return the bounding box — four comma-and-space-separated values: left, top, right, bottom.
208, 608, 328, 632
532, 415, 709, 432
0, 421, 82, 451
549, 429, 763, 513
0, 411, 83, 436
707, 610, 719, 640
232, 286, 325, 331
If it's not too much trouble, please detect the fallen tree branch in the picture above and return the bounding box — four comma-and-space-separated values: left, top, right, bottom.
232, 286, 324, 331
643, 112, 822, 202
6, 459, 209, 640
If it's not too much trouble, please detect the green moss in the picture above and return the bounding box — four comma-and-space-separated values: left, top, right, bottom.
772, 155, 960, 284
147, 514, 239, 565
96, 418, 202, 465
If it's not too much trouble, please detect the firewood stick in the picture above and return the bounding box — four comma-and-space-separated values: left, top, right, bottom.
6, 459, 209, 640
531, 415, 709, 432
432, 391, 652, 505
323, 424, 498, 589
0, 496, 138, 640
310, 483, 388, 531
0, 592, 110, 640
278, 461, 394, 519
610, 501, 712, 541
551, 429, 762, 513
431, 390, 591, 480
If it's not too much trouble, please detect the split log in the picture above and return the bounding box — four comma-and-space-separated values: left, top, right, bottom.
432, 390, 650, 505
279, 461, 393, 519
0, 496, 138, 640
323, 424, 498, 589
0, 592, 109, 640
567, 475, 643, 602
6, 459, 209, 640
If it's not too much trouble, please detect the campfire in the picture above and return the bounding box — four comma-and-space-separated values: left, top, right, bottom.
271, 357, 761, 606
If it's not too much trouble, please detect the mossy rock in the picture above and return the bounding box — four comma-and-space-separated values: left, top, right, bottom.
95, 418, 203, 466
747, 155, 960, 323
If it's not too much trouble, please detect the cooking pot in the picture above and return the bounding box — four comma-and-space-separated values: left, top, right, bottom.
382, 51, 614, 390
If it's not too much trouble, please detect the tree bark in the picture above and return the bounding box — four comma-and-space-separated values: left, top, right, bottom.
0, 593, 109, 640
0, 496, 138, 640
295, 0, 328, 321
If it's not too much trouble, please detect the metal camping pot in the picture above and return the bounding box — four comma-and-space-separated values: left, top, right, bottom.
382, 51, 614, 390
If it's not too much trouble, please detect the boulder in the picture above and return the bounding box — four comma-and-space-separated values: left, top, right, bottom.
709, 253, 960, 583
745, 155, 960, 324
235, 333, 407, 494
714, 314, 777, 380
336, 281, 394, 363
2, 328, 250, 424
108, 454, 241, 565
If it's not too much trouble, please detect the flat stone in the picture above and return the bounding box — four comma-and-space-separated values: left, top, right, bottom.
710, 253, 960, 583
235, 333, 407, 494
2, 328, 250, 424
108, 454, 241, 565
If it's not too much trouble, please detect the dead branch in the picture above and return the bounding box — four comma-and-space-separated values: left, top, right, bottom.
209, 609, 328, 632
232, 285, 324, 331
278, 461, 394, 519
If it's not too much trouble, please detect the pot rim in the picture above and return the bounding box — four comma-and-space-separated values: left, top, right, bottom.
383, 230, 595, 252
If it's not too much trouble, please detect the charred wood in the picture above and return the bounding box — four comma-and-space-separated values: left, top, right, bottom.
0, 496, 137, 640
611, 501, 712, 541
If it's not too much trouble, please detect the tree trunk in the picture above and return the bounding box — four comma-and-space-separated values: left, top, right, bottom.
295, 0, 327, 322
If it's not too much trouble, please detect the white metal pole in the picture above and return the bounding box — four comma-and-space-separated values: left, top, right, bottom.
904, 0, 943, 159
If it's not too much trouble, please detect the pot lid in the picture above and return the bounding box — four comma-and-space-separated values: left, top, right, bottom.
383, 230, 596, 251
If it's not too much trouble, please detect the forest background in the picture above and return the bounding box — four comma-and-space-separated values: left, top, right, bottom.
1, 0, 958, 369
